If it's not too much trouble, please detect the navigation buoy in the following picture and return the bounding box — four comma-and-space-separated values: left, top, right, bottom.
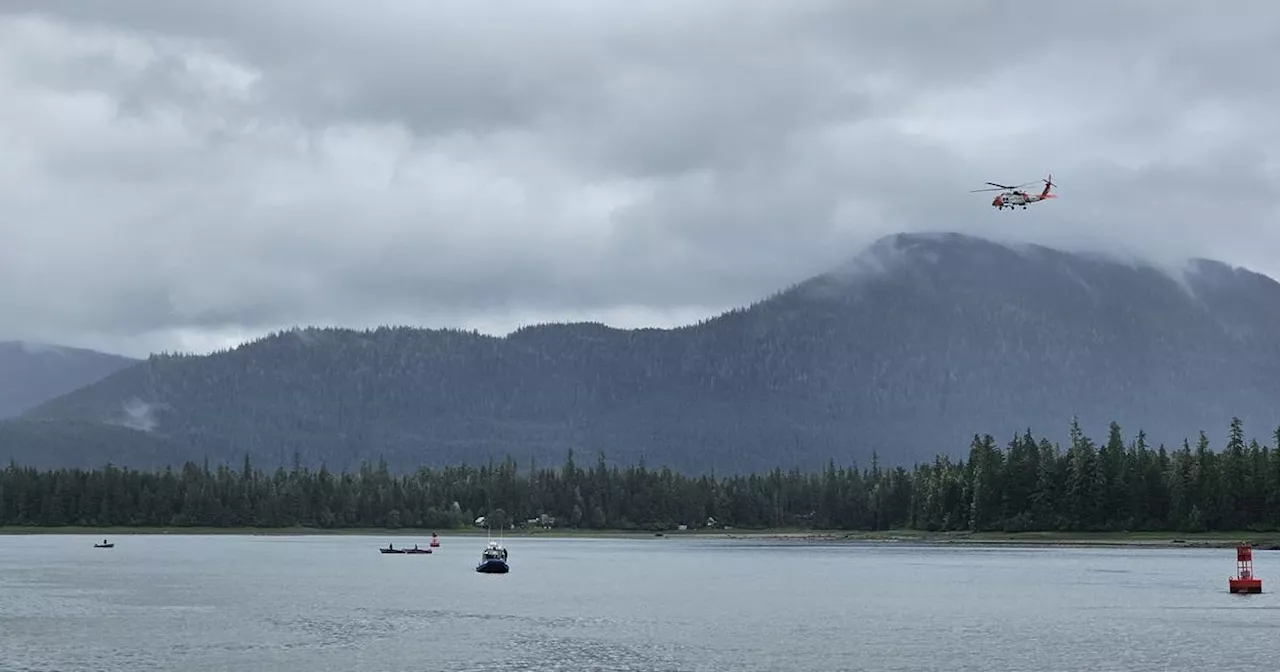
429, 532, 440, 548
1229, 544, 1262, 594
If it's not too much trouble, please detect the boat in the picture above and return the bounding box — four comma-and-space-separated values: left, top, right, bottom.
380, 544, 406, 554
93, 539, 114, 549
475, 540, 509, 574
429, 532, 440, 548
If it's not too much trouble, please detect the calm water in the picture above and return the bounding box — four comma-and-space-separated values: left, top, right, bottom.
0, 534, 1276, 671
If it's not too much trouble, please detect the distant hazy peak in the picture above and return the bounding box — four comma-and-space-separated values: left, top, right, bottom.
0, 340, 136, 360
2, 340, 70, 356
0, 340, 140, 420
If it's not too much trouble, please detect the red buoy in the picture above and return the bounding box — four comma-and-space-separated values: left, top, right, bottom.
1229, 544, 1262, 594
429, 532, 440, 548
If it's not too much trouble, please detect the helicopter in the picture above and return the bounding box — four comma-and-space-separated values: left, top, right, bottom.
970, 174, 1056, 210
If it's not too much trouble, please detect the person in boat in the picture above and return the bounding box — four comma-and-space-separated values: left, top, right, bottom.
102, 539, 108, 545
413, 544, 419, 550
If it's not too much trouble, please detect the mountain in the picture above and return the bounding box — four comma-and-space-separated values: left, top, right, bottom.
6, 231, 1280, 473
0, 341, 139, 419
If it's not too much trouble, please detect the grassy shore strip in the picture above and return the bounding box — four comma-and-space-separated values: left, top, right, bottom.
2, 526, 1278, 548
727, 530, 1280, 549
835, 530, 1280, 549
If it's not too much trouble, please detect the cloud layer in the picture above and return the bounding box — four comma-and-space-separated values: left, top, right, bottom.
2, 1, 1277, 357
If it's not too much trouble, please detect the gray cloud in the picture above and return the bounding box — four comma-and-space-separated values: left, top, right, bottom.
1, 1, 1278, 358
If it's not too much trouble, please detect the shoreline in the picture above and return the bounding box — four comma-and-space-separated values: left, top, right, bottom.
2, 526, 1277, 549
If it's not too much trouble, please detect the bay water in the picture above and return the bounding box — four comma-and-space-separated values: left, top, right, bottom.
0, 534, 1275, 671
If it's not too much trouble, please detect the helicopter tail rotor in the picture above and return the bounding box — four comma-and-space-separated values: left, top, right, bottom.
1038, 173, 1057, 198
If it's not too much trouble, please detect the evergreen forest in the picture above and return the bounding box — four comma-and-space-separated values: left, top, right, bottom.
3, 418, 1280, 533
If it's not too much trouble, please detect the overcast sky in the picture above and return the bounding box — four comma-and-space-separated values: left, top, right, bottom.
2, 1, 1277, 358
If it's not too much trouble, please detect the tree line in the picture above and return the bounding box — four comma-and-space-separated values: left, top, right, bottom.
2, 417, 1279, 532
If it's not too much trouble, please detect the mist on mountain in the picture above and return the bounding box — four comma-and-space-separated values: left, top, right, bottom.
5, 232, 1279, 474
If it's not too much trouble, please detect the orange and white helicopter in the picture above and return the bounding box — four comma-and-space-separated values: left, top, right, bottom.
970, 174, 1056, 210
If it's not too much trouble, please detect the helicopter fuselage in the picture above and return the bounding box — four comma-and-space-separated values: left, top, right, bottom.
991, 191, 1051, 210
993, 192, 1029, 208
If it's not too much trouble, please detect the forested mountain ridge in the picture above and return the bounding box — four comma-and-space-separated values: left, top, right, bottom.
8, 231, 1280, 474
0, 341, 138, 419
